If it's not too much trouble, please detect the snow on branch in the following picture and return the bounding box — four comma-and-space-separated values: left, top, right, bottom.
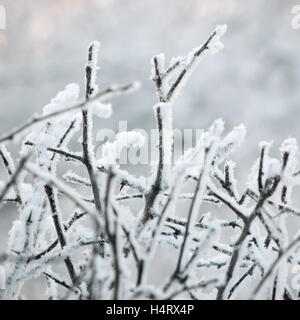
0, 25, 299, 301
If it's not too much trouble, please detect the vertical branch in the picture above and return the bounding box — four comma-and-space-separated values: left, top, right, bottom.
103, 168, 121, 299
143, 56, 166, 223
44, 185, 77, 284
35, 119, 78, 249
143, 25, 226, 223
82, 41, 103, 215
43, 106, 80, 286
140, 180, 178, 286
152, 56, 165, 103
217, 162, 281, 300
143, 106, 165, 223
163, 170, 205, 293
81, 45, 105, 299
175, 171, 204, 276
163, 136, 207, 293
258, 147, 265, 194
216, 204, 260, 300
121, 223, 143, 286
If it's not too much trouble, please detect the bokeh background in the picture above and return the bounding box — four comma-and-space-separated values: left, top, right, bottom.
1, 1, 300, 170
0, 0, 300, 298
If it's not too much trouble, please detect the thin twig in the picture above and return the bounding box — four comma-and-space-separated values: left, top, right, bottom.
251, 235, 300, 299
0, 83, 138, 144
0, 153, 31, 206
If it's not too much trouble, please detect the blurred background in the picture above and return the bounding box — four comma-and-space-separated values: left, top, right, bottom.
1, 0, 299, 172
0, 0, 299, 298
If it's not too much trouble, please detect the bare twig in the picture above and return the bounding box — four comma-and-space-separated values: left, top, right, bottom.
0, 153, 31, 206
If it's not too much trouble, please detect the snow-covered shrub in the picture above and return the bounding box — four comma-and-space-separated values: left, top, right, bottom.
0, 25, 299, 300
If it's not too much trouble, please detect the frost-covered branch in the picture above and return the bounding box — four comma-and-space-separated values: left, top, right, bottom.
1, 25, 299, 301
143, 25, 227, 223
0, 153, 31, 206
0, 83, 138, 144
